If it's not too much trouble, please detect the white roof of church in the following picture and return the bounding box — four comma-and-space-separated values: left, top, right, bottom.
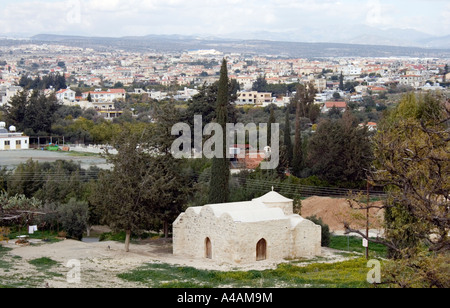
253, 191, 293, 203
193, 191, 294, 223
180, 191, 314, 229
206, 201, 287, 223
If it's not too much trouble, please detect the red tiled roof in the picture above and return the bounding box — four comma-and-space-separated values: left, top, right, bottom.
325, 101, 347, 108
369, 86, 387, 91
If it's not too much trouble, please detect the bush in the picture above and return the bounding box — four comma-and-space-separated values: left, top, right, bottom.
58, 199, 89, 241
306, 215, 330, 247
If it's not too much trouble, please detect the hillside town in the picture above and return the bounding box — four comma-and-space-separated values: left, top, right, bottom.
1, 43, 449, 118
0, 39, 449, 290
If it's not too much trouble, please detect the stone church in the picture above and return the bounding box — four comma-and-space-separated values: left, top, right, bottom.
173, 190, 321, 264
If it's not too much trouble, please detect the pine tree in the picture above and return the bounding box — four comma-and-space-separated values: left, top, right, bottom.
1, 90, 28, 132
208, 59, 230, 204
339, 72, 344, 91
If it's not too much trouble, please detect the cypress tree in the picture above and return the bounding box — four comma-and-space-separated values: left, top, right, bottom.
283, 107, 293, 168
208, 59, 230, 204
292, 99, 303, 177
267, 107, 276, 147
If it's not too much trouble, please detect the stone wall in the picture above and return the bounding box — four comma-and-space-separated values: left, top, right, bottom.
173, 205, 322, 264
173, 206, 238, 262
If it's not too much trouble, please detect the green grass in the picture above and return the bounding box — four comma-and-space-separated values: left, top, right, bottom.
28, 257, 59, 271
118, 258, 373, 288
0, 245, 12, 256
1, 251, 63, 288
329, 236, 387, 258
65, 151, 103, 157
0, 245, 13, 269
7, 229, 61, 243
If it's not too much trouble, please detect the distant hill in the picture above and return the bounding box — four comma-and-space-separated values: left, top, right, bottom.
29, 33, 450, 58
420, 35, 450, 49
222, 25, 450, 49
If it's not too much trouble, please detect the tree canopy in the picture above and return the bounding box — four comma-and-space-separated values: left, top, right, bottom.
307, 111, 373, 187
1, 90, 60, 136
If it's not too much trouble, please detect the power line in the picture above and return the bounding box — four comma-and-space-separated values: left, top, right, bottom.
1, 166, 387, 198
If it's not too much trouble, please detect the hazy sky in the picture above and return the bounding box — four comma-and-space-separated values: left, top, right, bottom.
0, 0, 449, 38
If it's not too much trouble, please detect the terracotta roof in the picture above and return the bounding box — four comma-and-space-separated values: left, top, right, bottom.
369, 87, 387, 91
325, 101, 347, 108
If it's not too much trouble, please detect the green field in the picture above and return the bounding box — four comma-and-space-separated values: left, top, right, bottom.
118, 258, 374, 288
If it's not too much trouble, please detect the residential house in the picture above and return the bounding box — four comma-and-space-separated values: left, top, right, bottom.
359, 122, 378, 132
0, 86, 22, 107
236, 91, 274, 106
341, 65, 362, 76
399, 75, 425, 88
314, 78, 327, 92
56, 88, 77, 104
321, 101, 348, 114
82, 88, 126, 103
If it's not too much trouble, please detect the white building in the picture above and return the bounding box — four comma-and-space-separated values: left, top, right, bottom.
55, 88, 76, 104
0, 123, 29, 151
399, 75, 425, 88
82, 89, 126, 103
149, 90, 168, 101
235, 91, 274, 106
174, 87, 200, 101
321, 101, 348, 114
173, 190, 321, 264
341, 65, 362, 76
0, 86, 22, 107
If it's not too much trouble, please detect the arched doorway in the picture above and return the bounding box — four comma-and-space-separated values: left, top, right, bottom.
256, 238, 267, 261
205, 237, 212, 259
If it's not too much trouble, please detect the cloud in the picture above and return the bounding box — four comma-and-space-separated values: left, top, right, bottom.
0, 0, 448, 37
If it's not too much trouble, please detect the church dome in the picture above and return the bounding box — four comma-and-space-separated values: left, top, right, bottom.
252, 190, 294, 216
253, 190, 293, 203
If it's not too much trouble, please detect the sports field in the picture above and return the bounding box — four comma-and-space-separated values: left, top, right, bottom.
0, 150, 111, 170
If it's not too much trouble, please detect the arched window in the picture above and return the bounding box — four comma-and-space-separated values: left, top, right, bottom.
256, 238, 267, 261
205, 237, 212, 259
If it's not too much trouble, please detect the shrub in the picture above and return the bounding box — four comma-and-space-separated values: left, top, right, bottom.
58, 199, 89, 241
306, 215, 330, 247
